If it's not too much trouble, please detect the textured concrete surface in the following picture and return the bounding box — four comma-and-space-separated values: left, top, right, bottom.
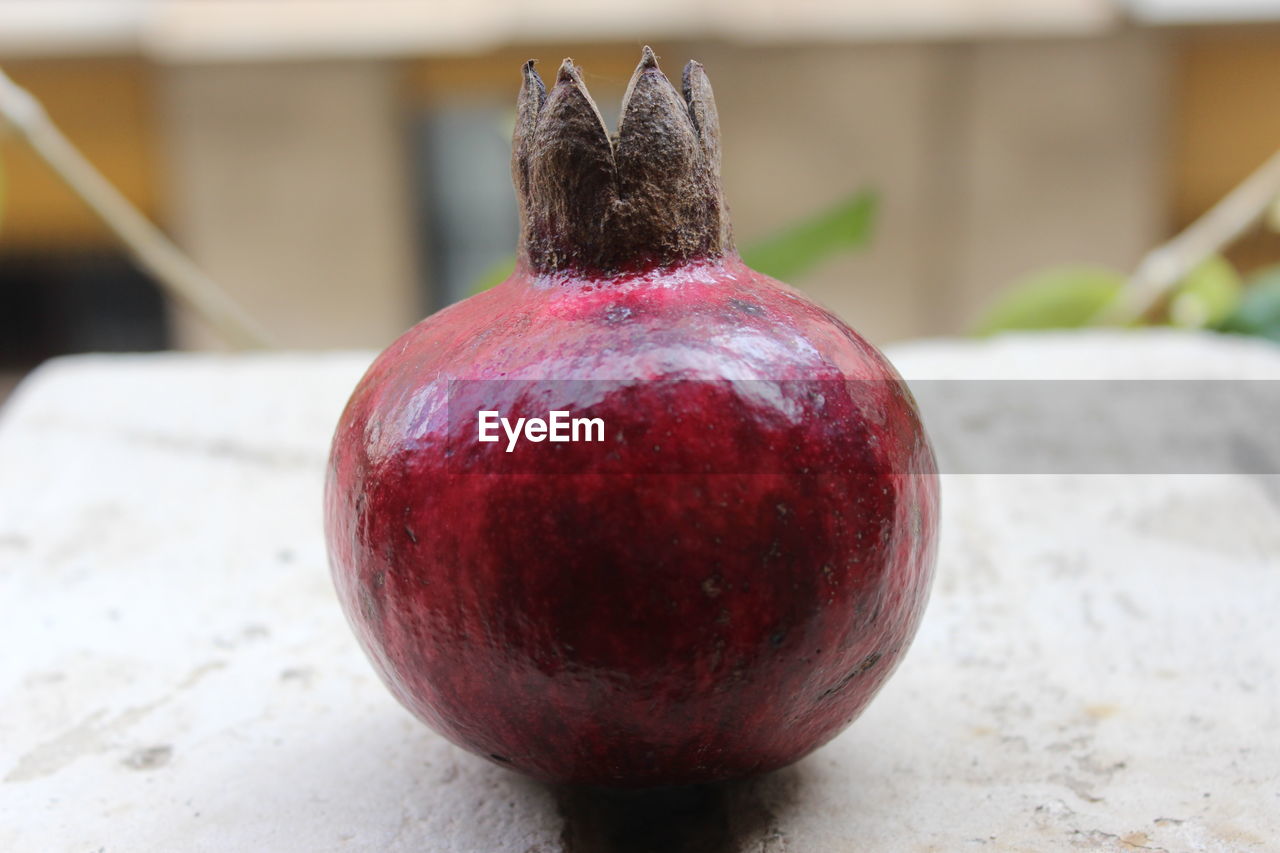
1, 330, 1278, 852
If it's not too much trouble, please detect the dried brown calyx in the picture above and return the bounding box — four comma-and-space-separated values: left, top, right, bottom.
512, 46, 733, 276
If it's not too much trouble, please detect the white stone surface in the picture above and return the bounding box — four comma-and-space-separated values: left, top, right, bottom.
1, 330, 1278, 852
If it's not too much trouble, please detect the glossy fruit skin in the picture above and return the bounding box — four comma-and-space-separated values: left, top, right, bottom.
325, 256, 938, 786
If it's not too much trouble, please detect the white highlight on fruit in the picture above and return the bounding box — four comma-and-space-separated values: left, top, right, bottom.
477, 410, 605, 452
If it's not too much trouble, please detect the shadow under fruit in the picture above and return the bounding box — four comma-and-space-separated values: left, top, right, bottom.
324, 47, 939, 787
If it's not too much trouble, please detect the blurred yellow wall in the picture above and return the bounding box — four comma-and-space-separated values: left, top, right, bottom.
1174, 26, 1280, 273
0, 59, 157, 248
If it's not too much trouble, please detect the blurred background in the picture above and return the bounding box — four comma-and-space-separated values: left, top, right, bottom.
2, 0, 1280, 402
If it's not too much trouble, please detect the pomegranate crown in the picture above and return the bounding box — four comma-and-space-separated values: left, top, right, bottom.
512, 46, 733, 276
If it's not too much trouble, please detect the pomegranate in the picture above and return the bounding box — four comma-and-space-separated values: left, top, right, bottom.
325, 48, 938, 787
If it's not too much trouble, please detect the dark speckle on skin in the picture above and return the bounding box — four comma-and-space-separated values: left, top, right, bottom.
729, 298, 764, 316
817, 651, 882, 700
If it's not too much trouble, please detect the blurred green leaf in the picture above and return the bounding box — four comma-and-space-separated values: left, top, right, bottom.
741, 190, 877, 281
469, 255, 517, 296
1168, 254, 1242, 328
1218, 265, 1280, 343
974, 266, 1126, 336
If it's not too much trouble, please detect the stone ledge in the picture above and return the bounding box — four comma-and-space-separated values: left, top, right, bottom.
2, 330, 1277, 852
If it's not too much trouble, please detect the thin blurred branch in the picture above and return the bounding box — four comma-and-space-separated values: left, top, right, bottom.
1102, 148, 1280, 324
0, 67, 274, 350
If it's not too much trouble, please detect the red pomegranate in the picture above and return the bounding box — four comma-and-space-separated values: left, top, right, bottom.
325, 48, 938, 787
